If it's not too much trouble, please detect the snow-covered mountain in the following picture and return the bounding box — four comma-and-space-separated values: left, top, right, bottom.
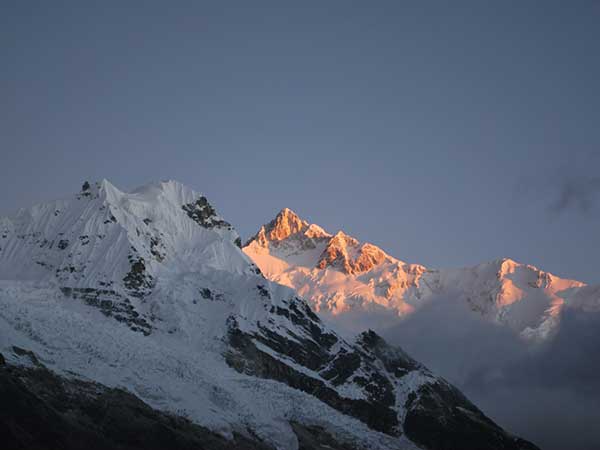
244, 208, 594, 340
0, 180, 537, 450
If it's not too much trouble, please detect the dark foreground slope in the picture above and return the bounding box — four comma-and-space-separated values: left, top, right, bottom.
0, 354, 266, 450
0, 345, 540, 450
0, 353, 364, 450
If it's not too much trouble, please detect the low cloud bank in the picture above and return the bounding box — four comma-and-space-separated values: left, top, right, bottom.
381, 295, 600, 450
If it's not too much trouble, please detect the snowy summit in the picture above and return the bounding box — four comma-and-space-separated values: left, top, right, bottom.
0, 181, 538, 450
244, 208, 593, 340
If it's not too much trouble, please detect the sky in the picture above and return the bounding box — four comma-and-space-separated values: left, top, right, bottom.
1, 1, 599, 283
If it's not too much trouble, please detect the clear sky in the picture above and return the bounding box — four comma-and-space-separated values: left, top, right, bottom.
1, 1, 599, 283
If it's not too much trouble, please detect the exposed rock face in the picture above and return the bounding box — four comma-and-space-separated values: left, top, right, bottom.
262, 208, 309, 242
245, 208, 331, 252
316, 231, 359, 273
182, 196, 234, 231
315, 232, 390, 275
60, 287, 152, 335
225, 306, 400, 436
225, 315, 538, 450
224, 294, 538, 450
123, 255, 155, 299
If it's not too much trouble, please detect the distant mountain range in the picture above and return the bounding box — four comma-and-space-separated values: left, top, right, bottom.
0, 180, 538, 450
244, 208, 597, 341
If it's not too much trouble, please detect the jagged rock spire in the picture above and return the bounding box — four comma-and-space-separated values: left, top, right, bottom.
316, 231, 391, 275
265, 208, 309, 241
246, 208, 321, 247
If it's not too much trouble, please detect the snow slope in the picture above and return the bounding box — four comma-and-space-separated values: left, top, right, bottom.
244, 208, 590, 340
0, 181, 538, 450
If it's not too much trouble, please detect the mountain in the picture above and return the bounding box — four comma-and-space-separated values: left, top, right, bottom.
244, 208, 594, 340
0, 180, 538, 450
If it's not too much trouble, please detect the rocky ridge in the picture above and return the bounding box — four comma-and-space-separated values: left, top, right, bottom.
244, 208, 590, 340
0, 181, 539, 450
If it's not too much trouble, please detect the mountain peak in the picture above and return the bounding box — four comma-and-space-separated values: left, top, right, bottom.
243, 213, 395, 276
0, 179, 245, 309
246, 208, 310, 246
75, 179, 200, 206
0, 180, 542, 450
244, 208, 336, 251
277, 207, 298, 218
330, 230, 358, 245
316, 231, 391, 275
268, 207, 308, 240
75, 179, 120, 201
304, 223, 331, 239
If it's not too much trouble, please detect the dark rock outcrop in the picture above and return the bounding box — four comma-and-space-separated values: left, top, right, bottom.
225, 318, 400, 436
404, 380, 540, 450
225, 304, 541, 450
0, 362, 274, 450
0, 359, 376, 450
60, 287, 151, 335
225, 300, 403, 436
123, 256, 154, 296
182, 196, 232, 230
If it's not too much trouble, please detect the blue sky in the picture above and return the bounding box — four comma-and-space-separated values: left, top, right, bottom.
1, 1, 599, 282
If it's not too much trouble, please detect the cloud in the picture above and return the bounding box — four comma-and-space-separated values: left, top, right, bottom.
549, 176, 600, 215
381, 294, 600, 450
514, 152, 600, 217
